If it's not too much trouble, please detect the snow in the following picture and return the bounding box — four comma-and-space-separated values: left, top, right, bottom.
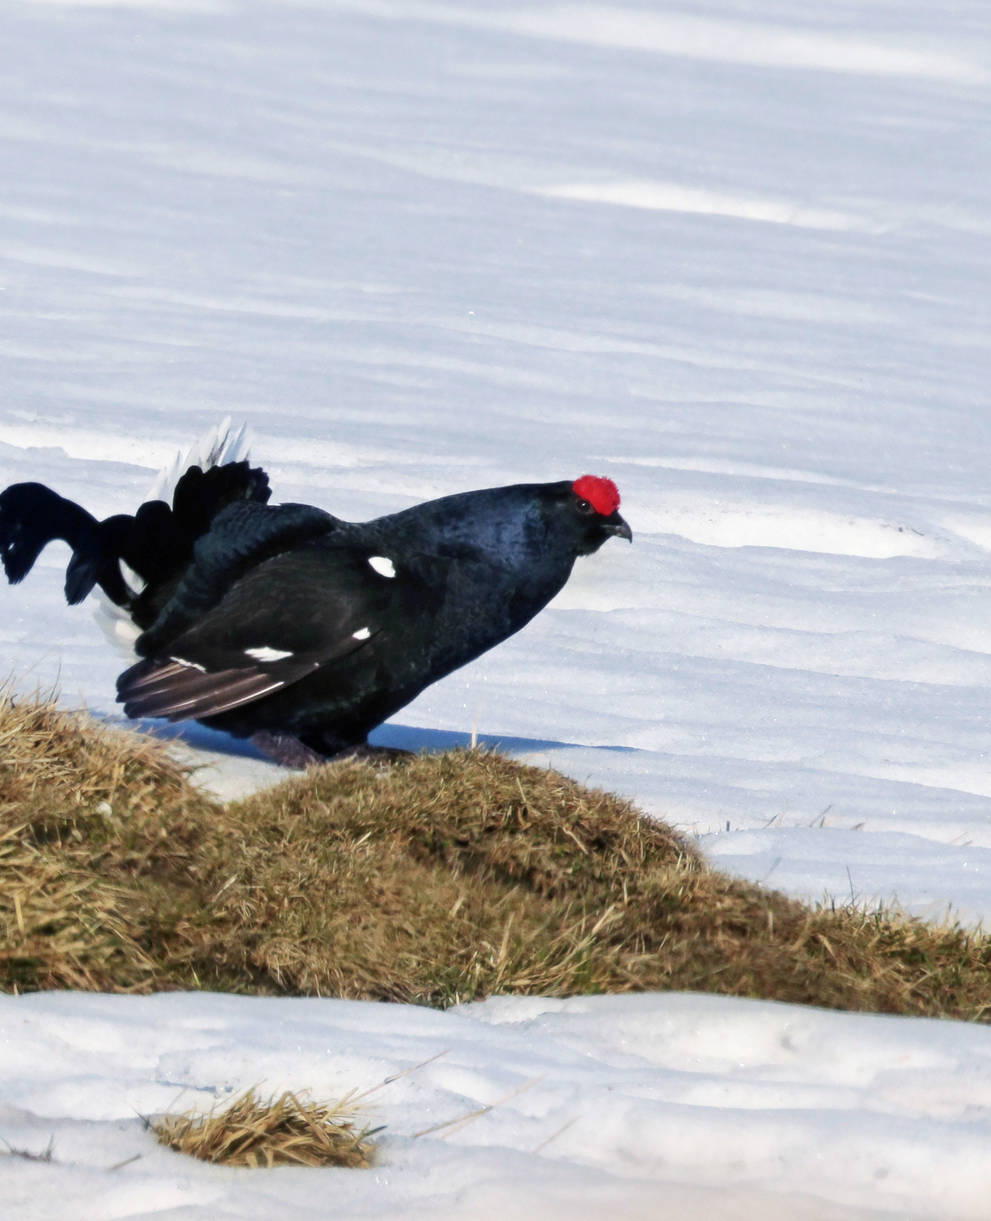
4, 991, 990, 1221
1, 0, 991, 1215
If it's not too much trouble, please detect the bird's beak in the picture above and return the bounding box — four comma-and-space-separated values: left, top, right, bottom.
604, 512, 633, 543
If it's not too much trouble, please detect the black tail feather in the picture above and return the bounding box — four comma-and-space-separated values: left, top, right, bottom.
65, 546, 107, 605
0, 483, 101, 601
170, 459, 270, 542
0, 453, 272, 614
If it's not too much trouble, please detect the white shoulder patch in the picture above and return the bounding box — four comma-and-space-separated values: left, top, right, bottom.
368, 555, 396, 579
245, 646, 294, 663
352, 627, 372, 641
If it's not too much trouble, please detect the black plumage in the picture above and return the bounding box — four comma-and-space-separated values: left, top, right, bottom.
0, 429, 631, 764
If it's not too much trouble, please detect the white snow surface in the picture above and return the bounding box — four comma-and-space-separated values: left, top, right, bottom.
2, 0, 991, 1216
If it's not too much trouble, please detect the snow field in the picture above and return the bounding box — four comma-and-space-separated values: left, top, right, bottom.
2, 0, 991, 1215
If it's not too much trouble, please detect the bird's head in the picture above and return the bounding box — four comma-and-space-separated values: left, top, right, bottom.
562, 474, 632, 555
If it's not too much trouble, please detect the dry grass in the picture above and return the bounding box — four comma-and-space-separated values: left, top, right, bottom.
2, 688, 991, 1019
153, 1087, 378, 1168
0, 687, 209, 992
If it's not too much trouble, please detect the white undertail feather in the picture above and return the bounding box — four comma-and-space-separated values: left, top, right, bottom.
92, 606, 142, 655
145, 416, 253, 505
119, 557, 146, 596
93, 418, 255, 659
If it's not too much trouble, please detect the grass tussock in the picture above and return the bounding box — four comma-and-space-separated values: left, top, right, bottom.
2, 689, 991, 1020
153, 1088, 377, 1168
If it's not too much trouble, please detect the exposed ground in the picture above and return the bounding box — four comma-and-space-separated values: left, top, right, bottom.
3, 690, 990, 1020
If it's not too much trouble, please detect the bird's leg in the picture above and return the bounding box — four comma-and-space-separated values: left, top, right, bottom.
249, 730, 330, 769
250, 730, 411, 769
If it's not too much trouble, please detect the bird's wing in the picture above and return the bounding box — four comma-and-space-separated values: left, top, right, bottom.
135, 500, 339, 654
117, 542, 447, 721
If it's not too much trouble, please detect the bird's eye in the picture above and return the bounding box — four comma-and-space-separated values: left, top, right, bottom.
575, 496, 595, 515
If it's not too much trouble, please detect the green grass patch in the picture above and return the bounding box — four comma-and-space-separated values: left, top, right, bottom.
2, 689, 990, 1019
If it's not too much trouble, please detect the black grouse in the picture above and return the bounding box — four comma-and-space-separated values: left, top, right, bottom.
0, 424, 631, 765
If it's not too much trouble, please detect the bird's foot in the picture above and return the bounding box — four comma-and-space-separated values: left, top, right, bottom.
333, 743, 412, 765
250, 731, 411, 769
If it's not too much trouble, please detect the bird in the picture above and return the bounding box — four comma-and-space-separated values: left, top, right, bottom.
0, 422, 631, 766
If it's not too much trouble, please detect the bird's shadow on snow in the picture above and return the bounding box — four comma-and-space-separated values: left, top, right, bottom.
369, 722, 635, 756
114, 717, 634, 762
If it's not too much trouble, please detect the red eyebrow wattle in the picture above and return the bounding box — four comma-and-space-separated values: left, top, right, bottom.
572, 475, 621, 516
